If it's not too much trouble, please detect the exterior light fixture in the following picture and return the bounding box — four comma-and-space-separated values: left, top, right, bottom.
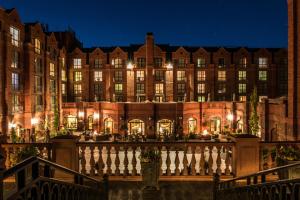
31, 118, 39, 126
226, 113, 234, 121
166, 63, 173, 69
8, 122, 16, 129
202, 129, 208, 135
78, 111, 85, 118
93, 112, 100, 120
127, 62, 134, 70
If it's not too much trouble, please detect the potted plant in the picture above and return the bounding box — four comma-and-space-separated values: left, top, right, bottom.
273, 144, 300, 179
11, 146, 39, 166
140, 149, 160, 189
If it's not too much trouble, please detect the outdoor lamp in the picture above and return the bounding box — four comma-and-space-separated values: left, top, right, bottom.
226, 113, 234, 121
166, 63, 173, 69
8, 122, 16, 129
31, 118, 38, 126
93, 112, 100, 120
78, 111, 84, 118
126, 62, 134, 70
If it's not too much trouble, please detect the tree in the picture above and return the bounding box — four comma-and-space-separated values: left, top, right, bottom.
52, 99, 60, 132
249, 87, 259, 135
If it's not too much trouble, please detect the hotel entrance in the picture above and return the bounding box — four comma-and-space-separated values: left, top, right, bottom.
157, 119, 173, 136
128, 119, 145, 135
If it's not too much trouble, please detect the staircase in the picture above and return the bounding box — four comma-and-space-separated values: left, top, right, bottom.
0, 156, 108, 200
213, 162, 300, 200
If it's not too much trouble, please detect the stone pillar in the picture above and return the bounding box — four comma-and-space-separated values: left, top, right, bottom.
51, 135, 80, 178
231, 135, 260, 177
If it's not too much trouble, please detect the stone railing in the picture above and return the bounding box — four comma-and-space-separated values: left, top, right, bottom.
1, 143, 52, 169
76, 141, 234, 178
259, 141, 300, 170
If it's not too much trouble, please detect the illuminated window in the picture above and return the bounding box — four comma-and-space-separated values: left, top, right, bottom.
258, 57, 268, 68
154, 58, 163, 67
10, 26, 20, 47
177, 71, 186, 81
51, 95, 56, 110
239, 57, 247, 67
188, 118, 197, 134
177, 83, 185, 94
61, 69, 67, 81
35, 95, 43, 111
239, 96, 247, 101
11, 51, 19, 68
34, 38, 41, 54
137, 58, 146, 68
73, 59, 82, 69
197, 71, 206, 81
50, 63, 55, 77
74, 84, 82, 94
198, 96, 205, 102
94, 59, 103, 68
197, 58, 205, 67
61, 58, 65, 68
238, 71, 246, 81
218, 71, 226, 81
197, 83, 205, 94
12, 73, 20, 90
115, 83, 123, 93
112, 58, 123, 68
136, 71, 145, 82
238, 84, 246, 94
61, 83, 66, 95
218, 58, 225, 68
155, 83, 164, 94
155, 71, 164, 81
74, 71, 82, 82
94, 71, 103, 81
12, 94, 21, 113
178, 58, 185, 68
259, 71, 267, 81
114, 71, 123, 82
136, 83, 145, 94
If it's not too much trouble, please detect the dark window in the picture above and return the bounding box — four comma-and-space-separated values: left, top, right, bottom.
137, 58, 146, 68
155, 71, 164, 81
154, 58, 163, 67
218, 58, 225, 68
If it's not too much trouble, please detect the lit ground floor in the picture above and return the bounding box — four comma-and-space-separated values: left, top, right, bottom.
1, 97, 295, 142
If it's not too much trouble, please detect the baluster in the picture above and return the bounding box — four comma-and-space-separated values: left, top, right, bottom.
38, 146, 44, 158
5, 147, 11, 168
208, 146, 213, 175
106, 146, 112, 175
166, 146, 171, 176
225, 146, 231, 175
97, 145, 104, 176
199, 146, 205, 175
90, 146, 95, 176
182, 147, 189, 176
131, 146, 137, 176
175, 150, 180, 176
216, 146, 222, 175
191, 146, 196, 176
123, 146, 129, 176
114, 146, 120, 176
80, 145, 87, 175
159, 146, 163, 176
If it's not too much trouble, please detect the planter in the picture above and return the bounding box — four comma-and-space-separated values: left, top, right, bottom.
141, 160, 160, 189
278, 160, 300, 180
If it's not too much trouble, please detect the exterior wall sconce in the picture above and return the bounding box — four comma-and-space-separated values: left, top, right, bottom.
226, 113, 234, 121
166, 63, 173, 70
178, 116, 183, 120
8, 122, 16, 129
127, 62, 134, 70
93, 112, 100, 120
148, 116, 152, 121
78, 111, 85, 118
31, 118, 39, 126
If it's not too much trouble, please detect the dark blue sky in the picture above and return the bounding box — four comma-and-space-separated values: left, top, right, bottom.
1, 0, 287, 48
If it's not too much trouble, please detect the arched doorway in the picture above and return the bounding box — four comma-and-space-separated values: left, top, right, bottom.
157, 119, 173, 136
88, 115, 93, 130
128, 119, 145, 135
104, 118, 113, 134
64, 115, 78, 130
188, 118, 197, 134
210, 117, 221, 134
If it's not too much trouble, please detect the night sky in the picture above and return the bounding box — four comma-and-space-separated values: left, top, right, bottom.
1, 0, 287, 48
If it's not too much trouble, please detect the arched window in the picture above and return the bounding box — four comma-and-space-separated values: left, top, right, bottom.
188, 118, 197, 134
210, 117, 221, 134
128, 119, 145, 135
104, 118, 113, 134
157, 119, 173, 136
64, 115, 78, 130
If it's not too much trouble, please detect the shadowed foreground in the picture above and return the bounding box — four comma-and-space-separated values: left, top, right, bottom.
109, 181, 213, 200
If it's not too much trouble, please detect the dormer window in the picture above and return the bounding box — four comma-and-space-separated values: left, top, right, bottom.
34, 38, 41, 54
239, 57, 247, 67
218, 58, 225, 68
258, 57, 268, 68
73, 58, 82, 69
112, 58, 122, 68
10, 26, 20, 47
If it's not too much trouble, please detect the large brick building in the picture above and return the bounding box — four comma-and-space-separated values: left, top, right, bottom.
0, 7, 293, 141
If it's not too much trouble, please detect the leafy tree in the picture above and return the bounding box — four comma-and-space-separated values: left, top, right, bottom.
249, 87, 259, 135
11, 128, 18, 143
52, 99, 60, 132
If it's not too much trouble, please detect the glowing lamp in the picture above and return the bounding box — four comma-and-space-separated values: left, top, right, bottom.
31, 118, 38, 126
226, 113, 234, 121
166, 63, 173, 69
127, 62, 134, 70
203, 129, 208, 136
8, 122, 16, 129
78, 111, 85, 118
93, 112, 100, 120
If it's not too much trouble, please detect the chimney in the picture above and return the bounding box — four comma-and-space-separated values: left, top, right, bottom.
146, 32, 154, 66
